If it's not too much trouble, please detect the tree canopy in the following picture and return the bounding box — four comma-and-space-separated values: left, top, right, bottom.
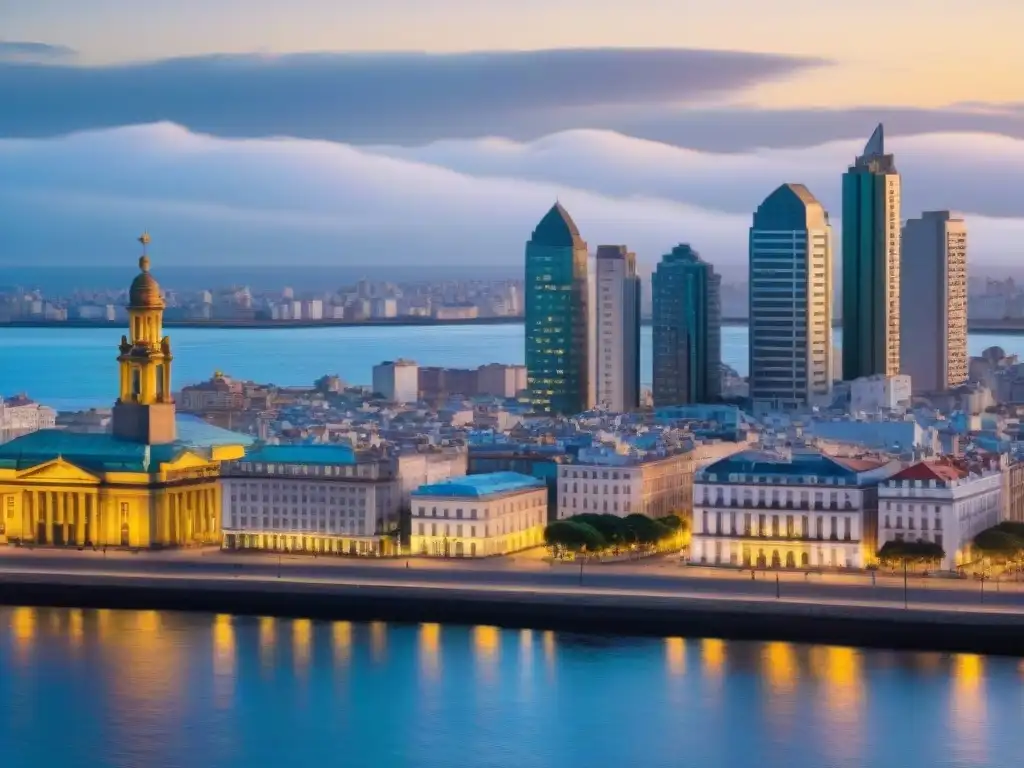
544, 513, 681, 553
877, 539, 945, 564
544, 520, 605, 552
973, 524, 1024, 561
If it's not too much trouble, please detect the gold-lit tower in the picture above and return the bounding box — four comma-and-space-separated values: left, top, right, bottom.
112, 233, 177, 444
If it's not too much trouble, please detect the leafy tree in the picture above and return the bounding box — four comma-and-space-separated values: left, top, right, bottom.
624, 513, 670, 545
660, 514, 685, 532
572, 513, 627, 545
544, 521, 605, 552
973, 527, 1024, 562
877, 539, 945, 565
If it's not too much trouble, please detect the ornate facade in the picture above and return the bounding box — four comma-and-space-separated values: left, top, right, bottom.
0, 236, 250, 548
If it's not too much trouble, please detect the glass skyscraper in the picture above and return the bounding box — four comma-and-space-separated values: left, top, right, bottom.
651, 244, 721, 406
841, 123, 902, 380
524, 203, 591, 415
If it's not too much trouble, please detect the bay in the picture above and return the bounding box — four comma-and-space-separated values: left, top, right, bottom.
0, 324, 1016, 410
0, 607, 1019, 768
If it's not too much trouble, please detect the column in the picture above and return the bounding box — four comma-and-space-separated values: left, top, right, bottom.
75, 493, 86, 546
43, 492, 53, 545
60, 493, 70, 545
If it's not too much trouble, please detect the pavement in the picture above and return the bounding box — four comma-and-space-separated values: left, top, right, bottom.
1, 546, 1022, 616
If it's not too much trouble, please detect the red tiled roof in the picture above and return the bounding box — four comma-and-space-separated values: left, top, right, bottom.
890, 461, 967, 483
832, 457, 889, 472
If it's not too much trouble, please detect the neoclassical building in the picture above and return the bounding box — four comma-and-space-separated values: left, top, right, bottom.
0, 237, 250, 548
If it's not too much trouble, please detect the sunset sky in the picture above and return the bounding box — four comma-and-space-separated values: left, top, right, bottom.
1, 0, 1021, 270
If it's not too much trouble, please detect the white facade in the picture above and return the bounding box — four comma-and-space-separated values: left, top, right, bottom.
221, 457, 387, 555
373, 359, 419, 403
557, 450, 693, 519
900, 211, 968, 393
878, 461, 1003, 570
0, 397, 57, 444
477, 364, 527, 399
749, 184, 833, 411
594, 246, 640, 412
850, 374, 912, 413
410, 477, 547, 557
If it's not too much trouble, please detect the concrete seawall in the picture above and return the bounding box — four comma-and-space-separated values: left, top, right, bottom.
2, 572, 1024, 656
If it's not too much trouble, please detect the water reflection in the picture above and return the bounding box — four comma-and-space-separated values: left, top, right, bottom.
763, 642, 796, 694
333, 621, 352, 669
292, 619, 312, 677
701, 638, 725, 678
666, 637, 686, 677
951, 654, 987, 766
419, 623, 441, 682
213, 615, 236, 708
810, 646, 864, 764
370, 621, 387, 663
68, 608, 84, 651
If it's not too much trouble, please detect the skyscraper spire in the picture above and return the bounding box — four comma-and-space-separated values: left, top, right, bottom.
862, 123, 885, 158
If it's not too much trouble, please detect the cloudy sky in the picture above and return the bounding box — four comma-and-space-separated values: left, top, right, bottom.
1, 0, 1021, 274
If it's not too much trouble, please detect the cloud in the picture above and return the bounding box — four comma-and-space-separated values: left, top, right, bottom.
0, 48, 821, 142
0, 40, 76, 62
1, 124, 1023, 280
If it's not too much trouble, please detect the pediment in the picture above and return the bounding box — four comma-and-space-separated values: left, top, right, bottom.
16, 458, 101, 484
161, 450, 212, 472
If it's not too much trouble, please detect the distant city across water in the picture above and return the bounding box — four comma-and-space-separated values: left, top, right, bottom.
0, 324, 1019, 411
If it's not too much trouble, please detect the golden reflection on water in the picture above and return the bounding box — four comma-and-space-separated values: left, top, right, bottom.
11, 606, 35, 663
213, 614, 236, 708
810, 646, 864, 763
419, 623, 441, 681
666, 637, 686, 677
763, 642, 796, 694
701, 638, 725, 678
951, 654, 987, 766
259, 617, 276, 671
292, 619, 312, 676
96, 609, 112, 641
542, 630, 556, 677
473, 625, 500, 682
370, 621, 387, 663
68, 609, 84, 651
333, 622, 352, 669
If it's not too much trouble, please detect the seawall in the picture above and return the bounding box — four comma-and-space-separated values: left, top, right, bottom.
2, 572, 1024, 656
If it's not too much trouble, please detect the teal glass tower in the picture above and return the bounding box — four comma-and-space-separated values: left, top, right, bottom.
651, 244, 721, 406
525, 203, 591, 415
841, 123, 902, 380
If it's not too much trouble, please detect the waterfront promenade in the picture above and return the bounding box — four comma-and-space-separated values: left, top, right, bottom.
2, 548, 1024, 655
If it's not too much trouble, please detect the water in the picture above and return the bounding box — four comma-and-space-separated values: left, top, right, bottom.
0, 607, 1020, 768
0, 324, 1018, 410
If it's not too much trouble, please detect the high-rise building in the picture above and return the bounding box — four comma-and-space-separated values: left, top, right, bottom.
748, 184, 833, 410
594, 245, 641, 412
842, 123, 901, 380
651, 244, 721, 406
525, 203, 591, 415
900, 211, 968, 393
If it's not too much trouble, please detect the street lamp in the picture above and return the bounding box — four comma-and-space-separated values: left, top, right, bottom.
903, 557, 908, 609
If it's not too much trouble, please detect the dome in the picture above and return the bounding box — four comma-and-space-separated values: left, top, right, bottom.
129, 255, 164, 309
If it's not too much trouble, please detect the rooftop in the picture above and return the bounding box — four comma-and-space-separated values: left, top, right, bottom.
529, 203, 584, 248
701, 450, 881, 481
241, 444, 357, 466
0, 415, 252, 473
413, 471, 544, 499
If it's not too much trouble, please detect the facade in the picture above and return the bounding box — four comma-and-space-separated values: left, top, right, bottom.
878, 458, 1003, 570
842, 123, 902, 380
525, 203, 591, 415
0, 239, 249, 548
1003, 460, 1024, 524
410, 472, 547, 557
849, 374, 912, 413
900, 211, 968, 393
748, 184, 833, 411
179, 372, 246, 412
692, 450, 898, 569
651, 244, 721, 406
557, 448, 693, 520
221, 445, 389, 555
373, 359, 419, 404
0, 396, 56, 444
477, 364, 527, 399
594, 245, 641, 412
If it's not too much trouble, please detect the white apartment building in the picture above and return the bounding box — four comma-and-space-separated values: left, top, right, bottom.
594, 245, 641, 412
557, 446, 693, 520
410, 472, 547, 557
477, 364, 527, 399
748, 184, 833, 411
850, 374, 912, 413
900, 211, 968, 393
878, 457, 1004, 570
220, 445, 391, 555
0, 396, 57, 444
372, 359, 419, 404
692, 449, 898, 569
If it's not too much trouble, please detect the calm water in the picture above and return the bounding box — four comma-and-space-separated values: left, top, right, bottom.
1, 607, 1021, 768
0, 324, 1019, 410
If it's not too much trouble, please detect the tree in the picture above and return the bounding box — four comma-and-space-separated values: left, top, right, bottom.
571, 513, 627, 546
624, 513, 670, 545
973, 528, 1024, 563
660, 514, 685, 532
877, 539, 945, 566
544, 521, 605, 553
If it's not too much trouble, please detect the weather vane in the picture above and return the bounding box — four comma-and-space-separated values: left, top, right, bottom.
138, 232, 151, 255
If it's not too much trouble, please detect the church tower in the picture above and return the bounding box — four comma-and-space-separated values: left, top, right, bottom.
112, 233, 177, 444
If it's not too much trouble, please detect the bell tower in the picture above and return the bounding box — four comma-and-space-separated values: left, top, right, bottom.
112, 233, 177, 445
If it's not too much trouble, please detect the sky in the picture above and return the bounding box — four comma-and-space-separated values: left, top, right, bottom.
1, 0, 1022, 273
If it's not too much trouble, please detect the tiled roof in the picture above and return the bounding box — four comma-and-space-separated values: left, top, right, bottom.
413, 471, 543, 499
241, 444, 356, 466
889, 462, 967, 483
0, 415, 251, 473
703, 450, 863, 479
